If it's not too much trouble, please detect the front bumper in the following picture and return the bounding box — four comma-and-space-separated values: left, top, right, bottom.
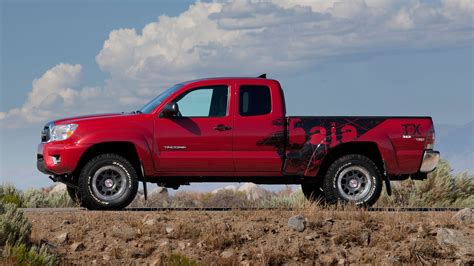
37, 142, 89, 176
419, 149, 440, 173
37, 157, 53, 175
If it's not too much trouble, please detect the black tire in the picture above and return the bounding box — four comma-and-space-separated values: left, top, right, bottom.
78, 154, 138, 210
322, 154, 382, 206
66, 186, 81, 204
301, 181, 326, 203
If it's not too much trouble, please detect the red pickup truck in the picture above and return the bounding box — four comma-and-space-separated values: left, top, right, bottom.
37, 76, 440, 210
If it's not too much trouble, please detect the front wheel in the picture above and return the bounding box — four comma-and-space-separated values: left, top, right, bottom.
78, 154, 138, 210
322, 154, 383, 206
66, 186, 81, 204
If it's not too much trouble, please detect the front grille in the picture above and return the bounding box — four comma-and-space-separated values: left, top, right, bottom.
41, 124, 50, 142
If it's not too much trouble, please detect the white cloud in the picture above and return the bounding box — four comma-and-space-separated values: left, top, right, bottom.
388, 7, 414, 30
442, 0, 474, 18
1, 0, 473, 127
1, 64, 82, 125
96, 0, 473, 95
0, 64, 111, 128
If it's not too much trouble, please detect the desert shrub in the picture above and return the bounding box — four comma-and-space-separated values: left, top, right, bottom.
130, 190, 198, 208
0, 201, 58, 265
131, 189, 264, 208
4, 242, 58, 265
1, 184, 75, 208
138, 190, 170, 207
23, 189, 48, 208
44, 190, 75, 208
0, 202, 31, 245
201, 190, 251, 208
376, 160, 474, 207
172, 191, 204, 208
259, 189, 307, 209
0, 184, 24, 207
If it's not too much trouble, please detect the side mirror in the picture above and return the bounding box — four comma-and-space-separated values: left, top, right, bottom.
160, 102, 179, 118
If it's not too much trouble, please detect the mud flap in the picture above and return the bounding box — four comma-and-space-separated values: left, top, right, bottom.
384, 175, 392, 196
140, 161, 147, 201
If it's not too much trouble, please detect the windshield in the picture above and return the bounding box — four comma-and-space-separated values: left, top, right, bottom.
138, 84, 183, 114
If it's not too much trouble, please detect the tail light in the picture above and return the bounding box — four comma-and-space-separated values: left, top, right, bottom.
425, 127, 435, 149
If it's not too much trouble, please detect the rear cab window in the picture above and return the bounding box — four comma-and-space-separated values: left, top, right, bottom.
239, 85, 271, 116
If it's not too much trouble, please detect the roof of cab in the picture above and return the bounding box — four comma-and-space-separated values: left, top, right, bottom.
181, 75, 278, 86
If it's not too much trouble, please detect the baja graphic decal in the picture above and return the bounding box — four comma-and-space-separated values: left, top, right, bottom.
257, 117, 386, 177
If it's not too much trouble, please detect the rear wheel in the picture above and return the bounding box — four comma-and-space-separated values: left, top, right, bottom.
322, 154, 382, 206
78, 154, 138, 210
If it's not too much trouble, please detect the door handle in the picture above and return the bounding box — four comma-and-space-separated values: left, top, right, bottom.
214, 124, 232, 131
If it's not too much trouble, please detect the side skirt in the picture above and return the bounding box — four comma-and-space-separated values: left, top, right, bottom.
143, 176, 321, 185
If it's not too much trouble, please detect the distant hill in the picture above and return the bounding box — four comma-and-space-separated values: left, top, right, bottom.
435, 121, 473, 173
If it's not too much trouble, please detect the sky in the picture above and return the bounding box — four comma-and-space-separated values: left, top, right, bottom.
0, 0, 473, 190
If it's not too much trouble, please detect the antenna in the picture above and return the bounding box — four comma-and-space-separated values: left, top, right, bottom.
258, 73, 267, 78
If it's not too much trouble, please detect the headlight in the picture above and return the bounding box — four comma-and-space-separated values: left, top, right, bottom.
50, 124, 78, 141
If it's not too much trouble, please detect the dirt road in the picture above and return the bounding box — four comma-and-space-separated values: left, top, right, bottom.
25, 208, 472, 264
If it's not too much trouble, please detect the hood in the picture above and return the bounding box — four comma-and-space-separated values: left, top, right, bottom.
53, 113, 132, 125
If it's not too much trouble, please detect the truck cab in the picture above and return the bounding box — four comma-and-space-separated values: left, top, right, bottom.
150, 77, 286, 175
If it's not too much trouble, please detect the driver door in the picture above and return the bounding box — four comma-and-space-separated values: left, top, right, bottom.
154, 83, 235, 172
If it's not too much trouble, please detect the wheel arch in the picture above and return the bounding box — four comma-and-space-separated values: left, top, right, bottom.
73, 142, 143, 181
316, 141, 385, 179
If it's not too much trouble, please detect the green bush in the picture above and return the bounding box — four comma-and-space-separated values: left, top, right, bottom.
0, 184, 24, 207
23, 189, 48, 208
201, 190, 251, 208
0, 202, 31, 245
4, 242, 58, 265
0, 184, 76, 208
0, 201, 58, 265
376, 160, 474, 207
259, 189, 307, 209
43, 190, 74, 208
2, 158, 472, 210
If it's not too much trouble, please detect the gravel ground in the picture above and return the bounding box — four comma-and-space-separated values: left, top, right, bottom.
25, 208, 473, 265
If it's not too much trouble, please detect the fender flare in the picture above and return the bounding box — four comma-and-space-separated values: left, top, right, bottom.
79, 130, 156, 176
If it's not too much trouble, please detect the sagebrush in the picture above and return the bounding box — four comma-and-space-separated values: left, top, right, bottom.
0, 201, 58, 265
1, 160, 472, 209
376, 160, 474, 207
0, 184, 75, 208
131, 160, 473, 208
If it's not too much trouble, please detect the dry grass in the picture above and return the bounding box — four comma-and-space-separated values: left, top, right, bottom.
2, 160, 470, 264
376, 160, 473, 208
128, 160, 474, 209
1, 160, 472, 210
24, 202, 471, 265
0, 183, 76, 208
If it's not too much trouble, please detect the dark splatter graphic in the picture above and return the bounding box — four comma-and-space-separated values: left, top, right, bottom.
257, 117, 386, 177
256, 117, 287, 161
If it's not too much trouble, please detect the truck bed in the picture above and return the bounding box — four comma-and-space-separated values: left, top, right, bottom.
283, 116, 434, 177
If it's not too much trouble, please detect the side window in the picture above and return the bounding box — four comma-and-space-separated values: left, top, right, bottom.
239, 85, 271, 116
175, 86, 228, 117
